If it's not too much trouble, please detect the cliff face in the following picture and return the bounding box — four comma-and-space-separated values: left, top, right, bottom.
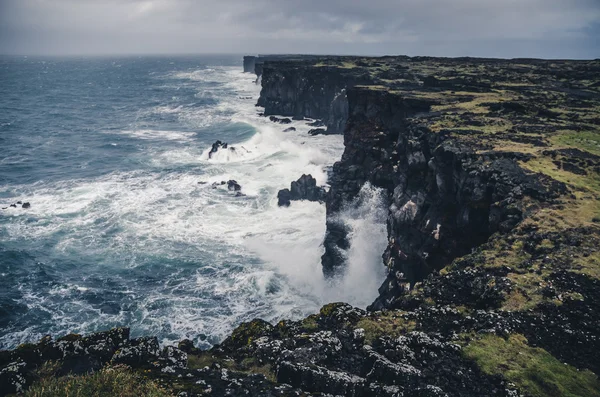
323, 88, 566, 308
257, 62, 372, 133
243, 56, 256, 73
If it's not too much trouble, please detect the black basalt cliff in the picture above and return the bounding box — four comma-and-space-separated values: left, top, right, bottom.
257, 60, 373, 133
322, 87, 567, 308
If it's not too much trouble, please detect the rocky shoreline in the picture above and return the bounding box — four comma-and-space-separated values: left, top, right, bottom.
2, 56, 600, 396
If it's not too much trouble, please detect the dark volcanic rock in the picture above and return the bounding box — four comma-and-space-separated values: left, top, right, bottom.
243, 55, 256, 73
283, 127, 296, 132
21, 202, 30, 209
277, 174, 326, 207
308, 128, 329, 136
277, 189, 292, 207
269, 116, 292, 124
258, 61, 373, 133
208, 140, 227, 159
227, 180, 242, 191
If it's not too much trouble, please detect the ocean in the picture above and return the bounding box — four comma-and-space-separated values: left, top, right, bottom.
0, 55, 387, 349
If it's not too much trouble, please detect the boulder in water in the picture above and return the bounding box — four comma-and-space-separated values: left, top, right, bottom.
277, 174, 327, 206
283, 127, 296, 132
277, 188, 292, 207
22, 202, 30, 209
227, 180, 242, 191
209, 140, 228, 159
269, 116, 292, 124
308, 128, 329, 136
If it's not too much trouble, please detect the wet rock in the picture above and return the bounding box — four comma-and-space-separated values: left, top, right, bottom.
269, 116, 292, 124
208, 140, 227, 159
21, 202, 30, 209
277, 174, 327, 207
283, 127, 296, 132
308, 128, 329, 136
177, 339, 197, 354
277, 189, 292, 207
227, 180, 242, 191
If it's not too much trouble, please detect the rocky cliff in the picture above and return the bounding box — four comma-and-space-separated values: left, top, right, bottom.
257, 59, 373, 133
243, 56, 256, 73
2, 56, 599, 397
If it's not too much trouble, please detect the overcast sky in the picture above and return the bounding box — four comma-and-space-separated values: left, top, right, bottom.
0, 0, 599, 59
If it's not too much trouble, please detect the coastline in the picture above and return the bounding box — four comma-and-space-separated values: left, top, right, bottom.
2, 55, 599, 396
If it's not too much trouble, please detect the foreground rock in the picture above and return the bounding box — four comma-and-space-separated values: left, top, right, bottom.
277, 174, 326, 207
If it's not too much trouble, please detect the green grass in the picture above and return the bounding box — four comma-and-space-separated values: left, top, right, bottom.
554, 130, 600, 156
463, 334, 600, 397
24, 365, 172, 397
355, 312, 416, 344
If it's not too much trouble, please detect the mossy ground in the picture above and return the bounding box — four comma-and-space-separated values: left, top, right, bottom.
22, 365, 172, 397
356, 312, 416, 345
463, 334, 600, 397
187, 352, 276, 383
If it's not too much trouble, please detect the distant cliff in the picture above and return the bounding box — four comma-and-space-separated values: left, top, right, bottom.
243, 56, 256, 73
256, 59, 373, 133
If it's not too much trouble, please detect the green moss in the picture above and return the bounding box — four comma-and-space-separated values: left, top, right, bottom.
463, 334, 600, 397
24, 365, 172, 397
187, 352, 222, 369
56, 333, 82, 342
239, 358, 276, 382
355, 312, 416, 345
300, 314, 319, 332
319, 302, 344, 317
554, 130, 600, 156
225, 319, 273, 347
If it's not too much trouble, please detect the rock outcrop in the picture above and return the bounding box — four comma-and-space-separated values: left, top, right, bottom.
277, 174, 326, 207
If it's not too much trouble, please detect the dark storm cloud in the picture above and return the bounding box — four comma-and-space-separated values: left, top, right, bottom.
0, 0, 598, 58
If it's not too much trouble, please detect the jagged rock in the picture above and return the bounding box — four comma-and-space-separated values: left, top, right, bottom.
208, 140, 227, 159
177, 339, 197, 354
269, 116, 292, 124
308, 128, 328, 136
0, 360, 27, 395
277, 189, 292, 207
21, 202, 30, 209
277, 174, 326, 207
111, 336, 160, 367
227, 180, 242, 191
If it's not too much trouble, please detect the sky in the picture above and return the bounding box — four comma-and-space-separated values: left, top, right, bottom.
0, 0, 599, 59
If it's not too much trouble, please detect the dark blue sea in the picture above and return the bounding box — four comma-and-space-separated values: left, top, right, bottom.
0, 55, 386, 349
